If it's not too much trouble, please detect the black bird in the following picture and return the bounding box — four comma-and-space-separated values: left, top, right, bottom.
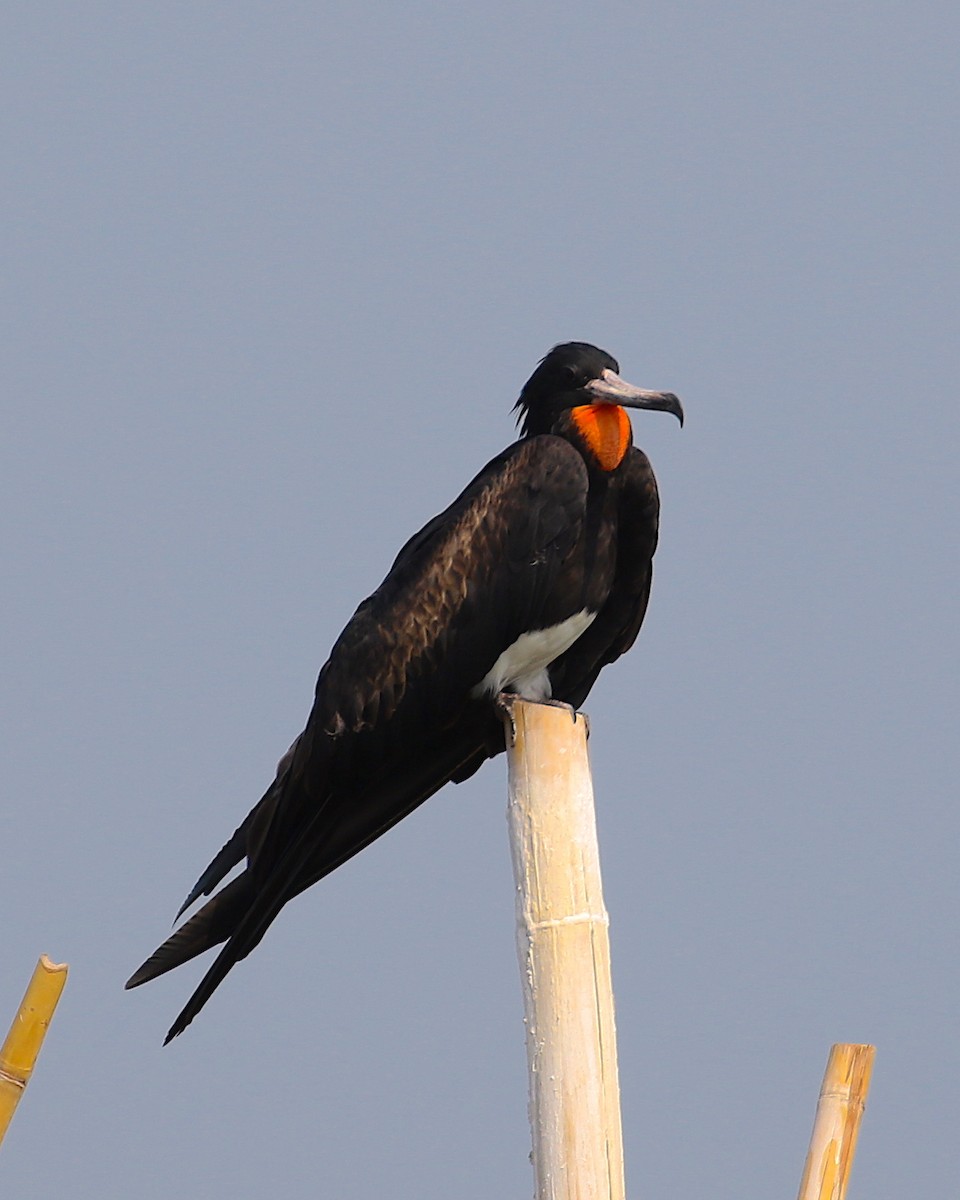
127, 342, 682, 1041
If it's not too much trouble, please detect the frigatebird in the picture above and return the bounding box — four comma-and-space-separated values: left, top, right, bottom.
127, 341, 682, 1041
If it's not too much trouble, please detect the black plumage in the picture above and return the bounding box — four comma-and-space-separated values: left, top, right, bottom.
127, 341, 682, 1042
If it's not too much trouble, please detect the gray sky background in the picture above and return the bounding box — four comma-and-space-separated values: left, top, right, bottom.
3, 2, 958, 1196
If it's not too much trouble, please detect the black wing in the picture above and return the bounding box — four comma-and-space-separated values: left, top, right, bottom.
127, 435, 592, 1039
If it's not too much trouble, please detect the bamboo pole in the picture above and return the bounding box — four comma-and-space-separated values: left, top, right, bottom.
0, 955, 68, 1148
501, 697, 624, 1200
797, 1043, 875, 1200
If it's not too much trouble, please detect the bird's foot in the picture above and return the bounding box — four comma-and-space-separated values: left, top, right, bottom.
542, 697, 587, 734
495, 692, 585, 736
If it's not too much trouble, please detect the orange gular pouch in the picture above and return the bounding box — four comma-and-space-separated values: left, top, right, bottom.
571, 404, 631, 471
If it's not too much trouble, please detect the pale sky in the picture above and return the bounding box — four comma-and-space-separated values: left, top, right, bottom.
3, 3, 959, 1196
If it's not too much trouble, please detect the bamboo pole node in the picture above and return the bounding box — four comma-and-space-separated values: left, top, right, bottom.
527, 911, 610, 931
0, 955, 69, 1149
797, 1042, 875, 1200
502, 697, 624, 1200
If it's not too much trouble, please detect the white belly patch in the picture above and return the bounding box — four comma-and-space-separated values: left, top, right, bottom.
471, 609, 597, 702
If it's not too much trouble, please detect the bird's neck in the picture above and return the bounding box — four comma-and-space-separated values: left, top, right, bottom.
566, 404, 632, 472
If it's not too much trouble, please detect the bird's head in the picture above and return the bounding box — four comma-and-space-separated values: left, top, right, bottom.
515, 341, 683, 439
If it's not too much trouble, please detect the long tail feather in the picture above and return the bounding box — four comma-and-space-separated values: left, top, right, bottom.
126, 873, 252, 990
161, 813, 327, 1042
134, 720, 503, 1043
174, 738, 300, 919
175, 815, 254, 921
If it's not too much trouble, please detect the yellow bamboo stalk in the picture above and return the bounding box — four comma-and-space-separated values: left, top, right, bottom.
0, 955, 68, 1147
797, 1043, 876, 1200
502, 698, 624, 1200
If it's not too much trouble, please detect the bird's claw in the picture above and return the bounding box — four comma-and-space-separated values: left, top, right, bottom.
495, 692, 518, 745
495, 692, 585, 741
